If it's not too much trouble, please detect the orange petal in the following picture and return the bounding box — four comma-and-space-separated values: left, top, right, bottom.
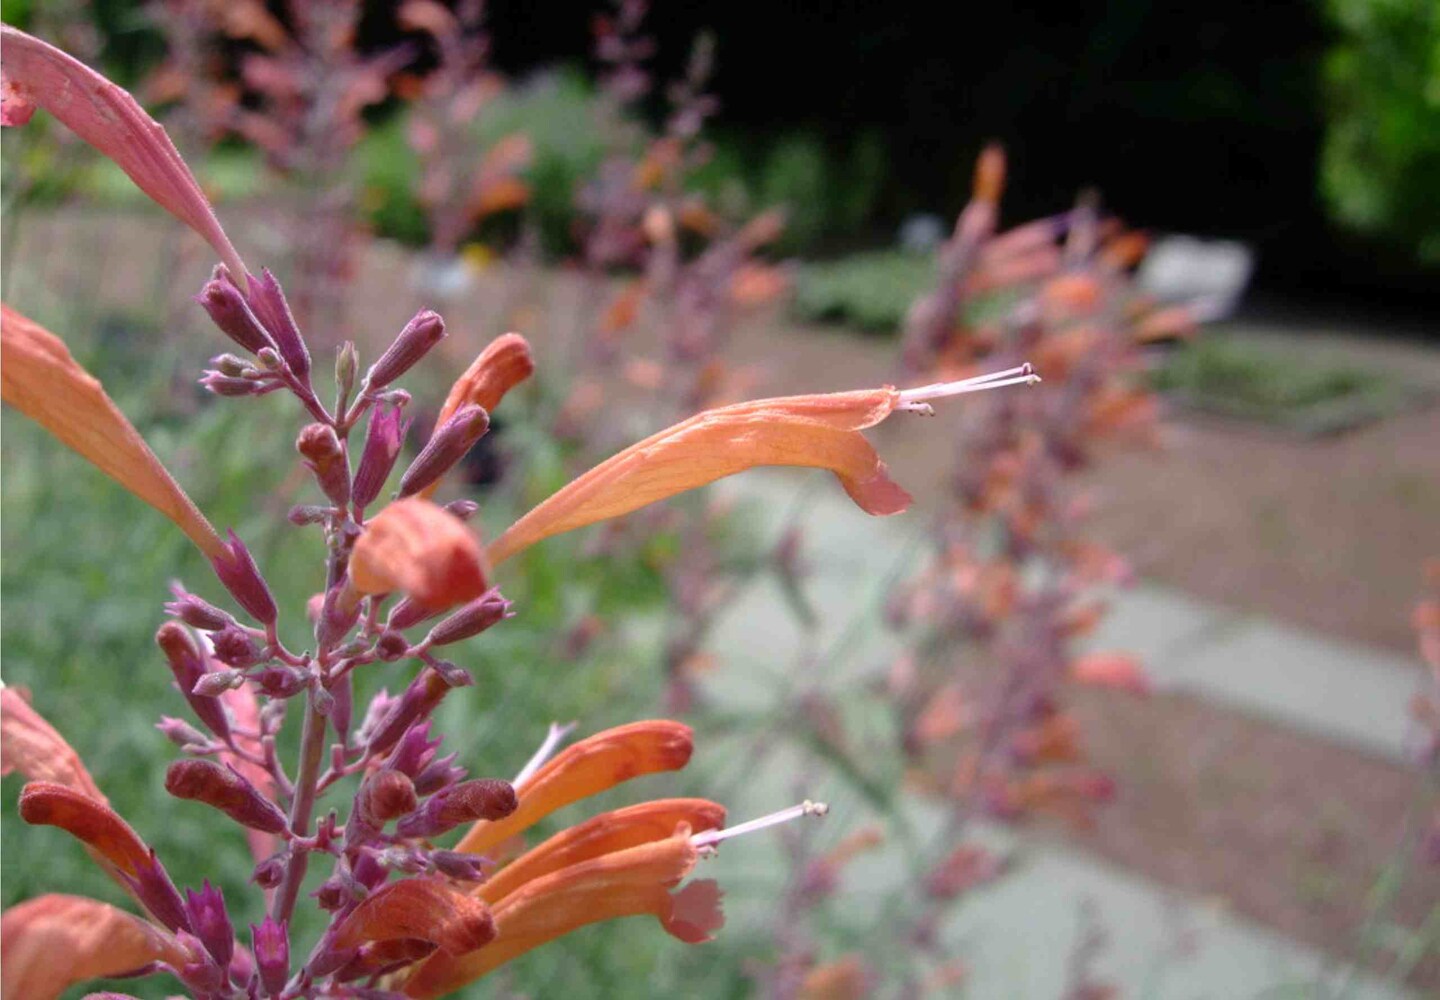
349, 498, 489, 610
1, 305, 224, 558
1, 894, 190, 1000
1, 688, 105, 801
454, 720, 693, 857
1069, 652, 1150, 695
404, 826, 715, 997
488, 388, 910, 565
18, 781, 153, 876
0, 27, 247, 282
330, 878, 495, 956
481, 798, 726, 904
800, 955, 872, 1000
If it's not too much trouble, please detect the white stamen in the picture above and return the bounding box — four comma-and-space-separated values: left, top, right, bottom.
691, 799, 830, 854
513, 721, 577, 786
896, 363, 1041, 412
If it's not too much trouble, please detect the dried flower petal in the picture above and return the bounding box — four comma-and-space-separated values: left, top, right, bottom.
1, 305, 223, 557
454, 720, 693, 856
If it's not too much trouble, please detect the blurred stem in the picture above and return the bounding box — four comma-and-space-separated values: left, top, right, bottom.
272, 690, 328, 924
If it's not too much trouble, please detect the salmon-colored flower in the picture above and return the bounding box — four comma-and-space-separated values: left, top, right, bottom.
324, 878, 496, 967
1069, 652, 1151, 695
1, 894, 192, 1000
0, 26, 247, 282
349, 498, 489, 610
1, 304, 224, 558
18, 782, 154, 877
454, 719, 694, 856
488, 367, 1040, 566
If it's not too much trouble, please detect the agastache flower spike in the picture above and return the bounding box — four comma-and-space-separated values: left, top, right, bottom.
210, 531, 278, 626
367, 309, 447, 389
397, 403, 490, 499
352, 402, 410, 510
164, 759, 290, 834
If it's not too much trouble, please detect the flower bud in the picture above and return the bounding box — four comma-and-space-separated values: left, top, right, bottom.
443, 498, 480, 521
336, 340, 359, 406
250, 917, 289, 997
183, 881, 235, 970
413, 751, 464, 796
211, 624, 264, 669
385, 721, 440, 778
430, 849, 489, 882
375, 630, 410, 661
288, 503, 331, 525
245, 269, 310, 384
211, 531, 277, 626
358, 769, 418, 826
157, 716, 212, 750
175, 930, 226, 994
196, 266, 275, 355
316, 584, 362, 649
165, 759, 289, 834
192, 670, 245, 697
352, 403, 410, 510
130, 850, 192, 934
428, 658, 474, 688
386, 597, 440, 632
397, 404, 489, 498
165, 584, 234, 631
394, 778, 517, 839
367, 309, 446, 389
200, 371, 266, 397
251, 853, 287, 890
254, 665, 309, 699
313, 867, 366, 911
211, 353, 253, 377
296, 423, 351, 507
156, 622, 232, 742
424, 589, 512, 647
365, 671, 450, 758
378, 845, 428, 874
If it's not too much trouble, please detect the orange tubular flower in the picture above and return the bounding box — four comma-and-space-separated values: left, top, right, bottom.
0, 304, 224, 558
349, 497, 489, 610
1, 894, 193, 1000
488, 368, 1041, 567
18, 781, 154, 877
453, 720, 694, 856
323, 878, 496, 973
402, 826, 719, 997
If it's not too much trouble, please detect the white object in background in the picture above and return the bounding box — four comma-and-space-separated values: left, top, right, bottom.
898, 213, 946, 254
409, 252, 475, 302
1137, 235, 1255, 321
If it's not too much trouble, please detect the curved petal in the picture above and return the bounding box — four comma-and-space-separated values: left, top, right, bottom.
330, 878, 494, 957
481, 798, 725, 904
454, 720, 693, 857
0, 894, 190, 1000
0, 687, 105, 801
488, 388, 908, 565
17, 781, 152, 876
349, 498, 489, 610
0, 26, 247, 281
404, 827, 715, 997
1, 305, 224, 558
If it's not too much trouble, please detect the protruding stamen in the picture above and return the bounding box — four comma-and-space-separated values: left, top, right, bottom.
513, 721, 578, 786
896, 363, 1041, 413
691, 799, 830, 854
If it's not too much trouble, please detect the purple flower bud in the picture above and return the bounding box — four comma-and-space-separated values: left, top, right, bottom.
211, 531, 277, 626
374, 630, 410, 661
352, 403, 410, 510
367, 309, 446, 389
427, 658, 474, 688
175, 930, 227, 994
358, 769, 419, 827
254, 665, 309, 699
385, 720, 440, 777
431, 849, 489, 882
394, 778, 517, 839
355, 688, 399, 746
397, 404, 489, 498
156, 623, 232, 742
352, 850, 389, 890
251, 853, 287, 890
316, 586, 362, 650
336, 340, 359, 403
378, 845, 429, 874
312, 868, 366, 911
165, 759, 289, 834
413, 751, 465, 796
424, 589, 512, 647
210, 352, 253, 377
196, 266, 275, 355
365, 671, 451, 758
165, 584, 234, 631
386, 597, 440, 632
296, 423, 351, 507
127, 849, 192, 934
157, 716, 212, 750
288, 503, 332, 525
192, 670, 245, 697
245, 269, 310, 384
211, 624, 264, 669
444, 498, 481, 521
200, 371, 267, 397
183, 881, 235, 970
250, 917, 290, 998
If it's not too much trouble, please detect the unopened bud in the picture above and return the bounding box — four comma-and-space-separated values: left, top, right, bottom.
312, 869, 365, 911
425, 589, 512, 647
288, 504, 331, 526
359, 769, 419, 827
158, 716, 212, 750
245, 269, 310, 384
385, 721, 440, 777
211, 531, 277, 626
367, 310, 446, 389
365, 671, 450, 758
157, 622, 232, 741
211, 625, 264, 669
183, 881, 235, 970
394, 778, 517, 838
164, 585, 234, 631
352, 404, 410, 510
375, 630, 410, 661
166, 759, 289, 834
251, 854, 287, 890
254, 665, 308, 700
413, 751, 465, 796
211, 353, 253, 377
131, 850, 191, 934
336, 341, 359, 408
386, 597, 440, 632
430, 849, 489, 882
443, 498, 480, 521
250, 917, 289, 997
200, 371, 266, 397
196, 267, 275, 355
428, 658, 474, 688
297, 423, 351, 507
397, 404, 489, 498
192, 670, 245, 697
378, 846, 429, 874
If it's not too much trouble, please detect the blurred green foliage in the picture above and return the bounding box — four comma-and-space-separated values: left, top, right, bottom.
1321, 0, 1440, 261
790, 250, 934, 333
